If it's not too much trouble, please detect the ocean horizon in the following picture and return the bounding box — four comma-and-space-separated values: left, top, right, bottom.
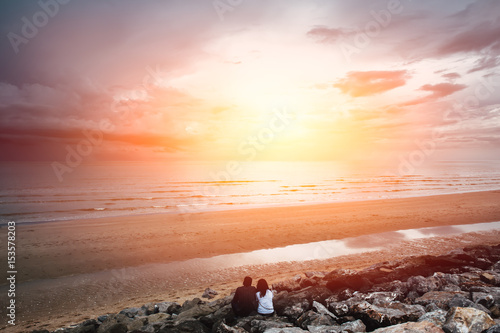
1, 160, 499, 225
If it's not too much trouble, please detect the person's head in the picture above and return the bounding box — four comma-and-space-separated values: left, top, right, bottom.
243, 276, 252, 287
256, 279, 269, 296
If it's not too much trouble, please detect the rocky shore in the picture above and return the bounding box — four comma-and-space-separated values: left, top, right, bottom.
31, 244, 500, 333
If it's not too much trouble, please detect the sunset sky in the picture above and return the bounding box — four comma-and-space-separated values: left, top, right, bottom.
0, 0, 499, 163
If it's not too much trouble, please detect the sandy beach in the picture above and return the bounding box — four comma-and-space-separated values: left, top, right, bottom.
6, 190, 500, 283
1, 190, 500, 331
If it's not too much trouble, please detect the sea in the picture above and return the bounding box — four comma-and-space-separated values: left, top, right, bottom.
1, 160, 499, 225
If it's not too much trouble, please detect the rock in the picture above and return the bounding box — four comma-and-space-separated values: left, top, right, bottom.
350, 300, 425, 331
181, 298, 205, 312
202, 288, 218, 299
296, 311, 336, 329
67, 319, 99, 333
141, 303, 157, 315
442, 306, 496, 333
282, 299, 311, 321
127, 317, 148, 332
200, 304, 234, 329
300, 278, 318, 289
447, 295, 491, 315
371, 321, 445, 332
214, 322, 248, 333
156, 301, 182, 314
493, 261, 500, 273
273, 276, 302, 292
98, 315, 109, 323
307, 319, 366, 333
263, 328, 308, 333
418, 309, 447, 327
119, 307, 145, 318
475, 294, 495, 308
159, 319, 210, 333
362, 292, 401, 306
407, 275, 442, 296
312, 301, 338, 321
305, 271, 326, 280
138, 323, 159, 333
97, 314, 132, 333
274, 287, 333, 320
176, 302, 220, 321
147, 312, 171, 324
339, 319, 366, 333
100, 323, 128, 333
324, 269, 371, 293
247, 318, 294, 333
485, 325, 500, 333
415, 291, 468, 310
481, 272, 500, 286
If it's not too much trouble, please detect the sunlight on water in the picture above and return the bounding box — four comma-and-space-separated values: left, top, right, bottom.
1, 160, 499, 224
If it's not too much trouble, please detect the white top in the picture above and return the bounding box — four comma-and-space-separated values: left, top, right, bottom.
256, 290, 274, 314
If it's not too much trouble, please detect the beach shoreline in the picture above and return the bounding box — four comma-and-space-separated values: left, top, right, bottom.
2, 190, 499, 283
1, 190, 500, 331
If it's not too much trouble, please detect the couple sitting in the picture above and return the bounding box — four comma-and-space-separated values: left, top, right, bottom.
231, 276, 274, 317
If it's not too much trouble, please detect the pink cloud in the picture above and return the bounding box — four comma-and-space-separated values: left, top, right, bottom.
334, 70, 409, 97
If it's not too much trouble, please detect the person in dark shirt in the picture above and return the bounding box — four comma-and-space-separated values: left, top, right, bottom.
231, 276, 257, 317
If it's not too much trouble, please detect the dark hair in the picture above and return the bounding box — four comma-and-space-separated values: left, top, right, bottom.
256, 279, 269, 297
243, 276, 252, 287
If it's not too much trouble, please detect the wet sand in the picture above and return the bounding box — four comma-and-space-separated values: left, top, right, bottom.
1, 190, 500, 331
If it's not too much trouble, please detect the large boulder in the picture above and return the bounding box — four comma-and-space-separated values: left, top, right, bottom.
214, 322, 247, 333
296, 311, 336, 329
415, 291, 468, 310
263, 328, 308, 333
407, 275, 442, 296
273, 275, 302, 292
418, 309, 447, 327
176, 302, 221, 322
119, 307, 146, 318
97, 314, 132, 333
67, 319, 99, 333
274, 287, 333, 320
371, 321, 445, 332
202, 288, 218, 299
247, 318, 294, 333
350, 301, 425, 331
156, 301, 182, 314
324, 269, 371, 293
442, 307, 496, 333
307, 319, 366, 333
158, 319, 210, 333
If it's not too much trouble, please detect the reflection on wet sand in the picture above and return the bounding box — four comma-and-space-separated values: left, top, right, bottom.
4, 221, 500, 330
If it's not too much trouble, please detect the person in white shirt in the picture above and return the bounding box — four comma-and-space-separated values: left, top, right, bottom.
256, 278, 274, 316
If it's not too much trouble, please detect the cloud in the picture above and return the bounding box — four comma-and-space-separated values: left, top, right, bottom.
334, 70, 409, 97
441, 72, 461, 80
419, 83, 467, 98
306, 25, 352, 43
400, 82, 467, 107
468, 55, 500, 73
